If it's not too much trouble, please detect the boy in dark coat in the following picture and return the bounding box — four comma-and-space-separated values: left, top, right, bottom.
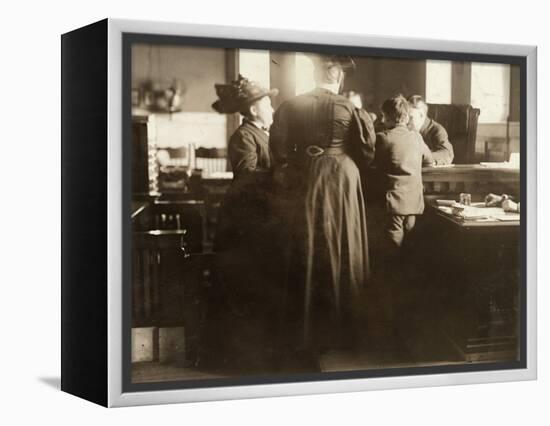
407, 95, 454, 165
375, 94, 434, 252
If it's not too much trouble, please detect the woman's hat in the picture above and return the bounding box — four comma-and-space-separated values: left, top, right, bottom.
212, 74, 279, 114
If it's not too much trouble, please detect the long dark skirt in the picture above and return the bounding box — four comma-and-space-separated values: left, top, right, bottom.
283, 153, 370, 352
201, 181, 284, 372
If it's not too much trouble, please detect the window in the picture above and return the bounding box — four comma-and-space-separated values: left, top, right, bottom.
238, 49, 270, 89
471, 63, 511, 123
425, 60, 452, 104
295, 53, 315, 95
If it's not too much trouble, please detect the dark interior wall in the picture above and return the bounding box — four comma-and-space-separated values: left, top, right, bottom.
267, 53, 427, 114
451, 62, 472, 104
132, 44, 226, 112
346, 57, 427, 114
343, 56, 378, 110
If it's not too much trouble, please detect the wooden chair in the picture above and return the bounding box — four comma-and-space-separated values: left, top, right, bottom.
194, 147, 228, 177
131, 200, 209, 365
484, 120, 512, 162
427, 104, 481, 164
133, 199, 207, 254
132, 230, 190, 328
484, 137, 509, 162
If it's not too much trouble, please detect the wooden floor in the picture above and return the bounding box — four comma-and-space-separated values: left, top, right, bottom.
132, 361, 231, 383
132, 333, 467, 384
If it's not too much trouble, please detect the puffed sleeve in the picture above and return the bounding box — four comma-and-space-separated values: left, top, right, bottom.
228, 129, 259, 176
349, 107, 376, 169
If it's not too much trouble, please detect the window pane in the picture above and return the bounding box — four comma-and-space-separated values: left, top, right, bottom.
295, 53, 316, 95
426, 60, 452, 104
239, 49, 270, 89
471, 63, 510, 123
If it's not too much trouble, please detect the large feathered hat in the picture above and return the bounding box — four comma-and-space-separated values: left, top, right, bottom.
212, 74, 279, 114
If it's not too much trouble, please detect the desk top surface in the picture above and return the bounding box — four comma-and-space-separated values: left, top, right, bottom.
428, 201, 520, 229
422, 164, 520, 175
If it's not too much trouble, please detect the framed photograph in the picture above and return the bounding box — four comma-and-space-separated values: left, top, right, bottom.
61, 18, 537, 407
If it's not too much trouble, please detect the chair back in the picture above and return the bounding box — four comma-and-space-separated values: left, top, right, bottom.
427, 104, 480, 164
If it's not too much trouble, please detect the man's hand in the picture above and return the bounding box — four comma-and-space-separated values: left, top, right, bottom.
485, 193, 504, 207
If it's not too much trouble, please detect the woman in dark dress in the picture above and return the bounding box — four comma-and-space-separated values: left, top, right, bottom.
213, 76, 276, 254
204, 75, 279, 371
269, 56, 376, 362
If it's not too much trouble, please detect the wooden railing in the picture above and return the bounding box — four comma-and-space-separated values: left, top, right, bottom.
422, 165, 520, 200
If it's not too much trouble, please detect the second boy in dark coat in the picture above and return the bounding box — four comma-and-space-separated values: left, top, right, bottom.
408, 95, 454, 165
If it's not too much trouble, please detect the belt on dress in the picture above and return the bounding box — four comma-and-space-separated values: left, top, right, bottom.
305, 145, 346, 157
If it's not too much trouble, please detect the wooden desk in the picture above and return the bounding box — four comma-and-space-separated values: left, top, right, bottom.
430, 203, 520, 230
422, 201, 520, 363
365, 164, 520, 204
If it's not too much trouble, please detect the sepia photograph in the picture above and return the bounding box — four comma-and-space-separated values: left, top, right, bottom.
127, 37, 524, 388
4, 0, 546, 418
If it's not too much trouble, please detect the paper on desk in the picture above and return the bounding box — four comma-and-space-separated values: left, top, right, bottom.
495, 214, 520, 221
436, 204, 519, 222
456, 206, 491, 219
436, 199, 455, 206
470, 202, 520, 220
436, 206, 488, 219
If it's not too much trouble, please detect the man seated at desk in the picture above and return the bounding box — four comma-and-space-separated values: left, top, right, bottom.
407, 95, 454, 165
